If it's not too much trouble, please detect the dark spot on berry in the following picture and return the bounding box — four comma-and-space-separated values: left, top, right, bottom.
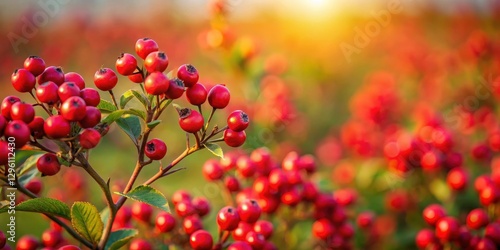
147, 142, 155, 152
158, 52, 166, 60
186, 64, 197, 73
173, 78, 185, 88
179, 108, 191, 118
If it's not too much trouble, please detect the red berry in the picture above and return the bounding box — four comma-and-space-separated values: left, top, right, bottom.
447, 167, 468, 191
217, 206, 240, 231
236, 156, 256, 178
193, 197, 210, 217
177, 64, 199, 87
58, 245, 82, 250
302, 181, 319, 201
254, 220, 273, 239
78, 106, 101, 128
475, 175, 494, 192
435, 216, 460, 241
38, 66, 65, 86
245, 231, 265, 250
227, 242, 252, 250
186, 83, 207, 105
237, 199, 261, 223
131, 202, 153, 223
312, 218, 333, 240
61, 96, 87, 121
58, 82, 81, 102
115, 206, 132, 224
224, 176, 241, 192
268, 168, 288, 191
281, 187, 302, 206
144, 72, 169, 95
227, 110, 249, 132
189, 230, 213, 250
202, 159, 224, 181
232, 221, 253, 241
36, 81, 59, 104
485, 222, 500, 245
172, 190, 192, 205
25, 178, 43, 195
23, 56, 45, 76
208, 84, 230, 109
44, 115, 70, 139
224, 129, 246, 147
11, 68, 36, 93
257, 196, 280, 214
423, 204, 446, 227
476, 238, 496, 250
41, 229, 62, 247
250, 147, 273, 175
135, 38, 159, 60
79, 128, 101, 149
176, 200, 196, 217
145, 138, 167, 160
183, 215, 203, 235
128, 73, 144, 83
155, 211, 176, 233
5, 120, 30, 148
10, 102, 35, 124
178, 108, 204, 133
356, 211, 375, 229
16, 235, 39, 250
64, 72, 85, 89
1, 96, 21, 119
415, 229, 437, 249
466, 208, 489, 230
129, 239, 152, 250
0, 230, 5, 249
0, 141, 9, 165
37, 153, 61, 176
165, 78, 185, 99
94, 68, 118, 91
79, 88, 100, 107
480, 186, 500, 206
144, 51, 169, 72
116, 53, 138, 76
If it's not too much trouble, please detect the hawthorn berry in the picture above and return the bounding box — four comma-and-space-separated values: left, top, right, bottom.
61, 96, 87, 121
129, 239, 152, 250
37, 153, 61, 176
172, 190, 192, 205
1, 95, 21, 119
236, 156, 256, 178
447, 167, 468, 191
165, 78, 185, 99
94, 68, 118, 91
227, 242, 252, 250
64, 72, 85, 89
176, 200, 196, 217
144, 72, 169, 95
156, 212, 176, 233
479, 185, 500, 206
36, 81, 59, 104
10, 102, 35, 124
116, 53, 138, 75
232, 221, 253, 241
58, 245, 82, 250
186, 83, 207, 105
0, 141, 9, 165
217, 206, 240, 231
145, 138, 167, 160
128, 73, 144, 83
183, 215, 203, 235
193, 197, 211, 217
79, 128, 101, 149
78, 106, 101, 128
115, 206, 132, 224
435, 216, 460, 241
245, 231, 265, 250
281, 187, 302, 206
0, 230, 5, 249
144, 51, 169, 72
38, 66, 65, 86
16, 235, 39, 250
11, 68, 36, 93
208, 84, 230, 109
79, 88, 100, 107
312, 218, 334, 240
23, 56, 45, 76
5, 120, 31, 148
485, 222, 500, 245
178, 108, 204, 133
25, 178, 43, 195
227, 110, 249, 132
415, 229, 437, 249
58, 82, 81, 102
202, 159, 224, 181
189, 230, 213, 250
177, 64, 199, 87
135, 38, 159, 59
131, 202, 153, 223
254, 220, 274, 239
356, 211, 375, 229
41, 229, 62, 247
237, 199, 261, 223
224, 129, 246, 147
466, 208, 489, 230
268, 168, 288, 191
224, 176, 241, 192
44, 115, 71, 139
422, 204, 446, 226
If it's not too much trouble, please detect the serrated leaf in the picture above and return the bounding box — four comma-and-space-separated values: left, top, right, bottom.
105, 229, 138, 250
71, 202, 103, 244
14, 150, 44, 167
128, 109, 146, 120
0, 198, 71, 219
120, 90, 135, 109
116, 116, 142, 144
114, 185, 170, 212
102, 110, 127, 124
147, 120, 161, 129
17, 154, 43, 175
18, 168, 40, 187
131, 90, 148, 107
97, 99, 117, 113
205, 143, 224, 158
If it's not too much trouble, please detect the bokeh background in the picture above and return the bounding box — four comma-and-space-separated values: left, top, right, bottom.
1, 0, 500, 249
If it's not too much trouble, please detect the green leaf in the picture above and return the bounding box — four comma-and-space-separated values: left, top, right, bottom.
71, 202, 103, 245
128, 109, 146, 120
115, 185, 170, 212
120, 90, 135, 109
14, 150, 44, 166
100, 207, 110, 226
102, 110, 127, 124
97, 99, 117, 113
131, 90, 148, 107
116, 115, 142, 144
17, 154, 43, 176
147, 120, 161, 129
205, 143, 224, 158
18, 168, 40, 187
0, 198, 71, 219
105, 229, 138, 250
